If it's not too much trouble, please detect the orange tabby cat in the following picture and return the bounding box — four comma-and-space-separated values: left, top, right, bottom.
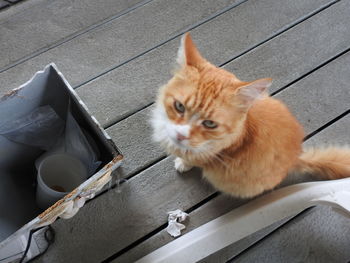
151, 33, 350, 198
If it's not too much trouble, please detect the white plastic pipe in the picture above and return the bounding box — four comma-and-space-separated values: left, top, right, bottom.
137, 178, 350, 263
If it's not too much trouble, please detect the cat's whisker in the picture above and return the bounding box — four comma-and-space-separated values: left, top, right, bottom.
216, 152, 237, 162
194, 149, 232, 172
208, 154, 232, 171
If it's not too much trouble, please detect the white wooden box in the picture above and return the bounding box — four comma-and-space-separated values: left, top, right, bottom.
0, 64, 123, 262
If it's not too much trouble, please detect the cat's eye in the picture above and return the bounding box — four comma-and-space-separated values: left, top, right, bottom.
174, 100, 185, 114
202, 120, 217, 129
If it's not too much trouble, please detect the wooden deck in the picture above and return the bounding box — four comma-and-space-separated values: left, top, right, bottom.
1, 0, 349, 262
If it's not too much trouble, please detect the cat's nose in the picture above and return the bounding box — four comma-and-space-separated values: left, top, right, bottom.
176, 133, 188, 142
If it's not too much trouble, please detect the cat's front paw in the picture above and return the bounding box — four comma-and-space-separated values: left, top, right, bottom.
174, 157, 193, 173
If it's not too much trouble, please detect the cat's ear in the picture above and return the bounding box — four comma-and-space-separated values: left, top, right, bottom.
236, 78, 272, 107
177, 32, 205, 68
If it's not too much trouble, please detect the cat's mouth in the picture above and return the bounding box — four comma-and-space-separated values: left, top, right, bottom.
168, 135, 208, 154
169, 136, 189, 150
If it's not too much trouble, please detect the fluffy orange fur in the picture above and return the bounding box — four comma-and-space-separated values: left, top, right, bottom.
152, 33, 350, 198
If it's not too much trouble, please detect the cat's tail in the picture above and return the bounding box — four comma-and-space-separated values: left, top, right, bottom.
294, 146, 350, 179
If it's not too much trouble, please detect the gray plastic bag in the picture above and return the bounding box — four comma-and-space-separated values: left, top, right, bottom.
0, 106, 64, 150
0, 105, 101, 175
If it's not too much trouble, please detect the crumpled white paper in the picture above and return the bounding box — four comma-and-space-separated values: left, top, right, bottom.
166, 209, 189, 237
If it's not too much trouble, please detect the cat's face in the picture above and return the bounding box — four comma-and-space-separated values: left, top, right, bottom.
152, 33, 271, 156
152, 67, 247, 155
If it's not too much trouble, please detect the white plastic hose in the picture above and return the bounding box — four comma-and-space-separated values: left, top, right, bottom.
137, 178, 350, 263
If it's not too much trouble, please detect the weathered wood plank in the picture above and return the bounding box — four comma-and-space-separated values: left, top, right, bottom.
77, 0, 340, 127
106, 106, 163, 178
0, 0, 149, 70
0, 0, 9, 10
36, 41, 350, 263
231, 204, 350, 262
0, 0, 243, 94
0, 0, 43, 21
274, 52, 350, 135
223, 2, 350, 94
304, 114, 350, 147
